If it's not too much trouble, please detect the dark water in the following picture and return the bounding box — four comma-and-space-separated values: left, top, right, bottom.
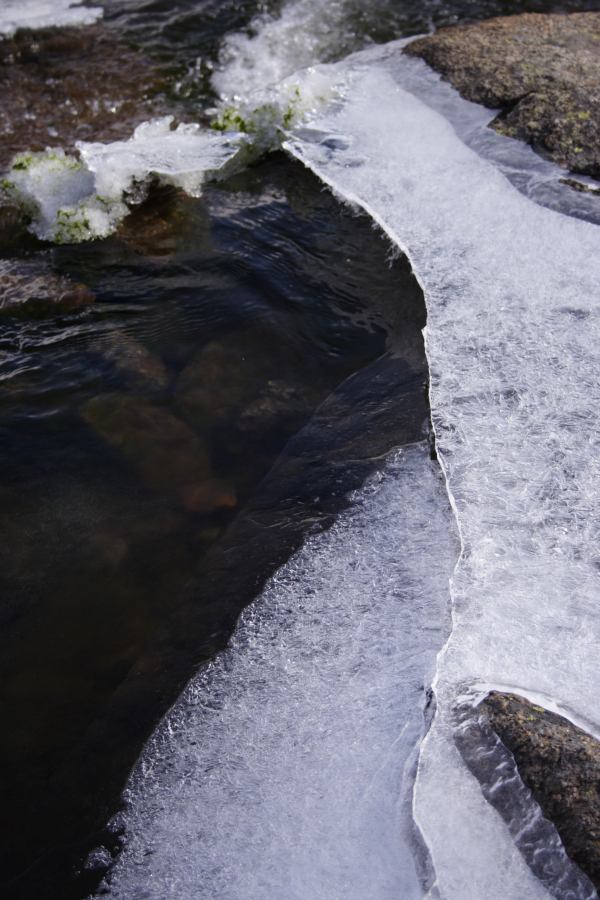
1, 1, 598, 898
0, 152, 427, 898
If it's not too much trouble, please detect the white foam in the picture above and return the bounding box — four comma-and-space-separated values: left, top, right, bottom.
99, 445, 458, 899
0, 0, 102, 36
212, 0, 368, 101
282, 46, 600, 897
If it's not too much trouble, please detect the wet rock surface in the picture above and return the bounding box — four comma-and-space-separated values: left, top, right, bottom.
481, 691, 600, 890
0, 24, 172, 171
0, 258, 94, 315
406, 12, 600, 178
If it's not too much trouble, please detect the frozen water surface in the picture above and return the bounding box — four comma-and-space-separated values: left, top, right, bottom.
283, 45, 600, 898
4, 118, 244, 242
100, 445, 457, 899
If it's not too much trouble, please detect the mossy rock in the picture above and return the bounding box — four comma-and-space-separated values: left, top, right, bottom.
406, 12, 600, 179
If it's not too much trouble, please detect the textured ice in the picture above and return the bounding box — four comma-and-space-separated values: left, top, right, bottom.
3, 118, 244, 242
99, 445, 458, 899
282, 46, 600, 898
0, 0, 102, 36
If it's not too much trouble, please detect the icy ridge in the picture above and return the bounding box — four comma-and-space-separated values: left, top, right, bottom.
283, 48, 600, 898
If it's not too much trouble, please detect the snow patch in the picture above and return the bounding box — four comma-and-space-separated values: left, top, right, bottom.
0, 0, 102, 37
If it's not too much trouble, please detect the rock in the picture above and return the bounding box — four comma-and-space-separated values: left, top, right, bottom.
0, 203, 32, 250
0, 24, 172, 171
481, 691, 600, 890
83, 846, 112, 874
93, 331, 171, 394
405, 13, 600, 179
560, 177, 600, 195
175, 324, 319, 437
0, 259, 94, 316
115, 188, 193, 259
237, 378, 312, 433
180, 480, 237, 515
80, 393, 236, 513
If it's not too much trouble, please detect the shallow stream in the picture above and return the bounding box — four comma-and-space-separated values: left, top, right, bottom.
1, 1, 600, 898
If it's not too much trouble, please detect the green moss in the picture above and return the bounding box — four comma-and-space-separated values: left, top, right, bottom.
282, 105, 296, 128
211, 86, 303, 138
11, 150, 83, 174
54, 207, 92, 244
11, 154, 36, 172
94, 194, 113, 209
211, 107, 249, 133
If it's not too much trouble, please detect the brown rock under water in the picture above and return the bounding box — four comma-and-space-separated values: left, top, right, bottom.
0, 23, 172, 170
405, 12, 600, 178
175, 324, 321, 436
481, 691, 600, 890
92, 331, 171, 394
81, 393, 236, 513
0, 259, 94, 315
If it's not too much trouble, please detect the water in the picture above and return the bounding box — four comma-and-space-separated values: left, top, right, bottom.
0, 151, 427, 897
2, 1, 600, 898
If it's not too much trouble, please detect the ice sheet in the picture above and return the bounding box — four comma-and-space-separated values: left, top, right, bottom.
99, 445, 457, 899
282, 47, 600, 897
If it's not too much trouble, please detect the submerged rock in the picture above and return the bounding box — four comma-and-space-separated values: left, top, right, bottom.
481, 691, 600, 890
81, 394, 236, 513
175, 324, 321, 436
406, 13, 600, 179
0, 259, 94, 315
0, 24, 170, 171
93, 331, 171, 394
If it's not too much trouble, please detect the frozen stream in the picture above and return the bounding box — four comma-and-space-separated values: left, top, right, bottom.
98, 33, 600, 900
284, 44, 600, 898
3, 1, 599, 896
100, 444, 457, 899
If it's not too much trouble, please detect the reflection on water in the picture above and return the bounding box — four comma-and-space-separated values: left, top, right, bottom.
0, 154, 427, 898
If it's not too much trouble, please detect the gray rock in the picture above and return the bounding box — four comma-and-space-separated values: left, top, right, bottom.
481, 691, 600, 891
405, 12, 600, 179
